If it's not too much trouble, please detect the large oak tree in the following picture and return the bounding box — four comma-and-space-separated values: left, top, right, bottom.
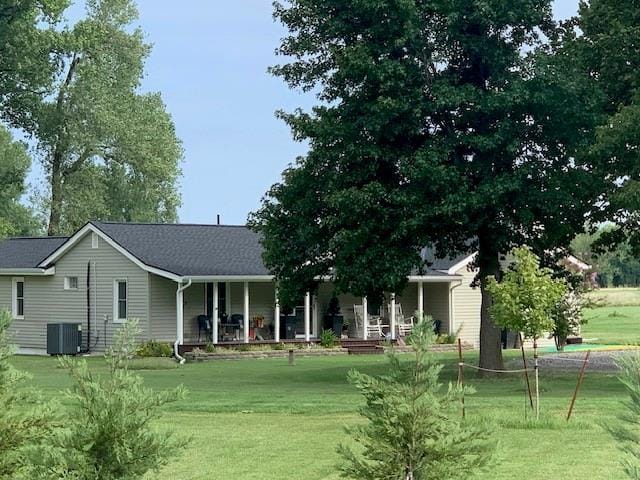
575, 0, 640, 255
251, 0, 600, 370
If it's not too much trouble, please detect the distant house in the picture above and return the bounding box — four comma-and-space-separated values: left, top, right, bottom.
0, 221, 492, 355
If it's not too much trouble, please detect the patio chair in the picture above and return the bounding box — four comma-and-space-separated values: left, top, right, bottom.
367, 316, 386, 339
197, 315, 212, 342
390, 303, 415, 337
353, 305, 364, 338
229, 313, 244, 340
353, 305, 386, 339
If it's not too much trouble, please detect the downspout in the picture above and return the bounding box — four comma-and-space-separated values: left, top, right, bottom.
449, 280, 463, 335
85, 261, 91, 353
174, 278, 192, 364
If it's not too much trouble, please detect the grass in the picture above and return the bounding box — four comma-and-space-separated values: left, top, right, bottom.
586, 287, 640, 307
583, 287, 640, 345
12, 351, 628, 479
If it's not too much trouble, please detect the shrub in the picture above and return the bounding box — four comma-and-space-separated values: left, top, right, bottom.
204, 342, 216, 353
136, 340, 173, 358
320, 329, 339, 348
552, 289, 587, 351
435, 334, 456, 345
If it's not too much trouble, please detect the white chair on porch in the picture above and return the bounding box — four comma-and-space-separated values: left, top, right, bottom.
353, 305, 386, 339
353, 305, 364, 338
391, 303, 415, 337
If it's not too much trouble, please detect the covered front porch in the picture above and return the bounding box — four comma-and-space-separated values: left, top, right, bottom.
171, 275, 461, 349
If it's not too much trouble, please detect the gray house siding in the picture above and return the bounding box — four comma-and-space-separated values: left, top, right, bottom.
0, 233, 150, 351
184, 282, 205, 340
149, 274, 177, 342
0, 275, 62, 349
423, 283, 451, 334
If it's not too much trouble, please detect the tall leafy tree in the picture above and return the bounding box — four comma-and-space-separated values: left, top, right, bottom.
1, 0, 183, 235
0, 126, 40, 237
575, 0, 640, 254
251, 0, 600, 370
0, 0, 67, 105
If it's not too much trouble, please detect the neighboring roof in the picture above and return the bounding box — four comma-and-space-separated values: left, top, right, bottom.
0, 237, 68, 269
91, 221, 270, 277
563, 254, 592, 272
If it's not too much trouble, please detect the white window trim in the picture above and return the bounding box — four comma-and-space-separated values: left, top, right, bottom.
91, 232, 99, 249
64, 276, 79, 291
12, 277, 24, 320
113, 279, 128, 323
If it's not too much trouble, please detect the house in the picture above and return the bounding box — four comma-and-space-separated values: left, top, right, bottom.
0, 221, 486, 355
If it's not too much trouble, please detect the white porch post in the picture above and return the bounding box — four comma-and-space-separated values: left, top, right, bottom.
312, 294, 318, 338
212, 281, 219, 344
448, 285, 454, 335
243, 281, 250, 343
390, 293, 397, 341
418, 281, 424, 320
362, 296, 368, 340
274, 286, 280, 342
304, 291, 311, 342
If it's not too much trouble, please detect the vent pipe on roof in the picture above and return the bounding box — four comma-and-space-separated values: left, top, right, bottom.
216, 214, 220, 225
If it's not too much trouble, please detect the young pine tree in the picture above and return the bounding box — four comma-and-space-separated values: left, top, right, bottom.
0, 310, 55, 479
27, 319, 188, 480
609, 352, 640, 479
338, 320, 494, 480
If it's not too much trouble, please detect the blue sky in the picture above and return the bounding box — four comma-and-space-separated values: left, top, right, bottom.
29, 1, 581, 225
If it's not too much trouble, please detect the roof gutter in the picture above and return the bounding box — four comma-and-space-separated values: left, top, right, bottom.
407, 275, 463, 282
174, 279, 192, 365
0, 267, 55, 276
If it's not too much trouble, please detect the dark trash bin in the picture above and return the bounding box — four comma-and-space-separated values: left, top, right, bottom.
282, 315, 296, 340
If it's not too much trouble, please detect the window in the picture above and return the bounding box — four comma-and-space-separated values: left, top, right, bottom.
64, 276, 79, 290
113, 279, 128, 322
12, 277, 24, 319
91, 232, 99, 249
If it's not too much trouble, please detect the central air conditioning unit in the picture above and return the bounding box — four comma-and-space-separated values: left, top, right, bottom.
46, 323, 82, 355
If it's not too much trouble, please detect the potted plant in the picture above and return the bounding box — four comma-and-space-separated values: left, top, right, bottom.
253, 314, 265, 329
324, 295, 344, 338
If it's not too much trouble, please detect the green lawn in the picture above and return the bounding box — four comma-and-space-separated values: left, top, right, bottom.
13, 352, 627, 479
583, 287, 640, 344
586, 287, 640, 307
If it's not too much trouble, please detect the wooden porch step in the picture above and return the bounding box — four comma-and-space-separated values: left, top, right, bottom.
347, 345, 385, 355
341, 339, 385, 347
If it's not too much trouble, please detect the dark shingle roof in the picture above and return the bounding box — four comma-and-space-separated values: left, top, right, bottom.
0, 222, 469, 278
421, 247, 475, 272
0, 237, 68, 269
92, 221, 270, 277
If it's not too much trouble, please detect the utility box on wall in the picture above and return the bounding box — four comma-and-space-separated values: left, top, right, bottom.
46, 323, 82, 355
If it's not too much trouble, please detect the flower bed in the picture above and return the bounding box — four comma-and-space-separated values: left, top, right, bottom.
186, 347, 347, 362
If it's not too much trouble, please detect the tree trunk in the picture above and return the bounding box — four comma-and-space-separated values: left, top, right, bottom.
477, 236, 504, 375
48, 155, 63, 236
